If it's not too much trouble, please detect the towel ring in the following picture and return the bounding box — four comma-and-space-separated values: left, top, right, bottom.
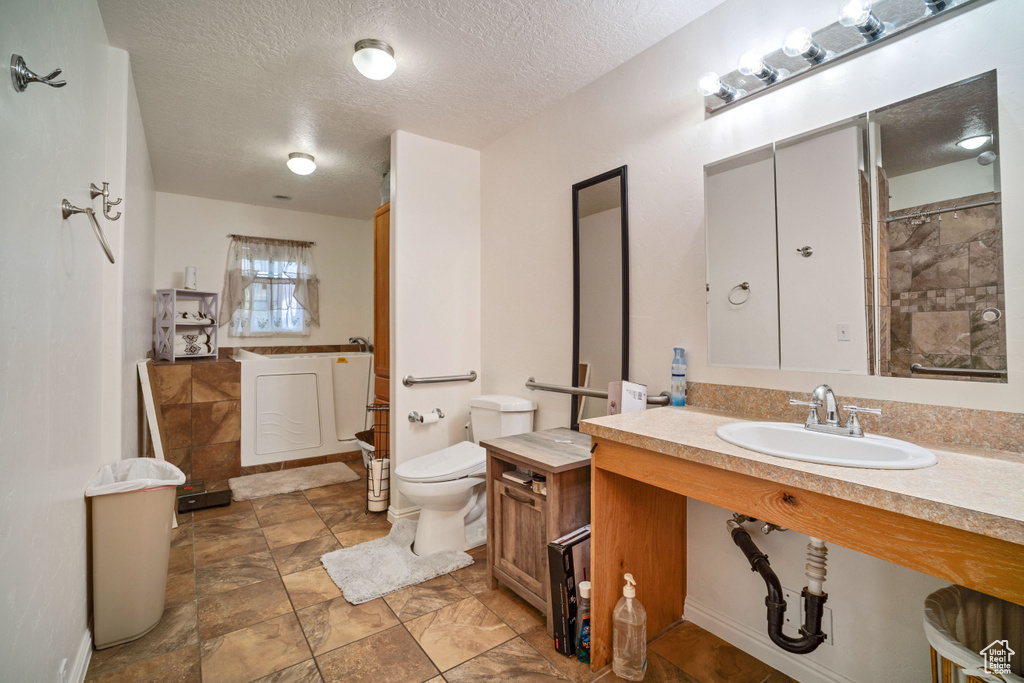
728, 282, 751, 305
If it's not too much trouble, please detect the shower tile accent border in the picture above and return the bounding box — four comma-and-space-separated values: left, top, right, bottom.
221, 344, 363, 358
687, 382, 1024, 455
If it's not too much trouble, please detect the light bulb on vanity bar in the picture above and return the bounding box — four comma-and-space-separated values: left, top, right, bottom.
698, 71, 741, 102
737, 50, 782, 85
783, 27, 829, 64
838, 0, 886, 42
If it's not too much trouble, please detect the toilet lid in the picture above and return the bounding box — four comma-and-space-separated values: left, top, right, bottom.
394, 441, 486, 483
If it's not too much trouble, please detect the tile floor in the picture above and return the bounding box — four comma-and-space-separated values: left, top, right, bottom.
85, 462, 793, 682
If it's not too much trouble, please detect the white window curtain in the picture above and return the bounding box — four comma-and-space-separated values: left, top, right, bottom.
220, 235, 320, 337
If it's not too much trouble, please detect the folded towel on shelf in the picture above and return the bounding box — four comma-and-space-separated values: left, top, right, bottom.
176, 311, 216, 324
174, 333, 213, 356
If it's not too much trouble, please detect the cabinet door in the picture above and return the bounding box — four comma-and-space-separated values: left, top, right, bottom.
373, 203, 390, 403
493, 480, 547, 597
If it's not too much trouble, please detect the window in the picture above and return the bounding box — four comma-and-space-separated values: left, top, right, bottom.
221, 236, 320, 337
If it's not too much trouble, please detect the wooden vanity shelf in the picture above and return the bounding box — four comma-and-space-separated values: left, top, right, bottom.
483, 427, 592, 637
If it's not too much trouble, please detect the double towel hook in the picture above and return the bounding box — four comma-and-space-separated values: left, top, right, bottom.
91, 182, 123, 221
10, 54, 66, 91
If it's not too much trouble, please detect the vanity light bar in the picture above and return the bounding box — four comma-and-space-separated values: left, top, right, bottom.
700, 0, 982, 114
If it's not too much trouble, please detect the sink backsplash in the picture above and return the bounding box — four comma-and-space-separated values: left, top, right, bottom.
687, 382, 1023, 456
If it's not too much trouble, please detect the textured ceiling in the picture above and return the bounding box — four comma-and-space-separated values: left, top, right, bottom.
875, 71, 998, 178
98, 0, 725, 219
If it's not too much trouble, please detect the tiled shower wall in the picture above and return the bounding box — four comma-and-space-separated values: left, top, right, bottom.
880, 188, 1006, 381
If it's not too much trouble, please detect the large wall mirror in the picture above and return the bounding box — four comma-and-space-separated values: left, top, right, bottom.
704, 70, 1006, 382
572, 166, 629, 429
873, 71, 1005, 382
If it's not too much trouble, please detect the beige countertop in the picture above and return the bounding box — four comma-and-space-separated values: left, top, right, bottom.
580, 407, 1024, 546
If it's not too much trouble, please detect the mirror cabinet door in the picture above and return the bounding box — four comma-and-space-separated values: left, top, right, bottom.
872, 71, 1005, 382
705, 148, 779, 369
573, 166, 629, 428
776, 120, 871, 374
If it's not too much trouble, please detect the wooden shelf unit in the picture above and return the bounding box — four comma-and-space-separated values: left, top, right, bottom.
483, 428, 592, 637
154, 289, 219, 362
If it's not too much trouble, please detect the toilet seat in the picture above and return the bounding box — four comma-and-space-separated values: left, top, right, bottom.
394, 441, 485, 483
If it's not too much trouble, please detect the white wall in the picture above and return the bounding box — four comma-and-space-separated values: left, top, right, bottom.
121, 63, 157, 457
888, 157, 998, 211
154, 193, 373, 348
480, 1, 1024, 680
0, 1, 155, 679
390, 131, 481, 515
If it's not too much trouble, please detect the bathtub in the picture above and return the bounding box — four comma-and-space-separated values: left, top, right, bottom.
235, 350, 374, 467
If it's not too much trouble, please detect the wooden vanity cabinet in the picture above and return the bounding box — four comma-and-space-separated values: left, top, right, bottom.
483, 428, 592, 637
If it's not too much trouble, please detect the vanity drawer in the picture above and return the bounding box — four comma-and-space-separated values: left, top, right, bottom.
492, 480, 548, 598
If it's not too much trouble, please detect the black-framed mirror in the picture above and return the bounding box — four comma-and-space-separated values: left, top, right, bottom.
571, 166, 630, 430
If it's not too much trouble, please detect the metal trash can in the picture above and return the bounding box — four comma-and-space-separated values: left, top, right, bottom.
86, 458, 185, 649
924, 585, 1024, 683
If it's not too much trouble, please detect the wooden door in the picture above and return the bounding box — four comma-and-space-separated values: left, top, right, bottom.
373, 202, 390, 403
492, 480, 548, 598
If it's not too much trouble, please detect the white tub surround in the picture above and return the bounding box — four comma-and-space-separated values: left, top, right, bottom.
236, 350, 373, 466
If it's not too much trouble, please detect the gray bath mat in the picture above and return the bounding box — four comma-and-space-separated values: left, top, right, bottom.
228, 462, 360, 501
321, 519, 473, 604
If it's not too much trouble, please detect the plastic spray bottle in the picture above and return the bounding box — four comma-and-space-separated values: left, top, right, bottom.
671, 347, 687, 406
576, 580, 591, 663
612, 573, 647, 681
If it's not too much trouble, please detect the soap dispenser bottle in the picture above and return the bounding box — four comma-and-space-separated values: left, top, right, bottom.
612, 573, 647, 681
670, 347, 687, 406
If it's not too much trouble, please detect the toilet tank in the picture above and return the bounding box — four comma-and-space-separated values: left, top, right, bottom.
468, 395, 537, 443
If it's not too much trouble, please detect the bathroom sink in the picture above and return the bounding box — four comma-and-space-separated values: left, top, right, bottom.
716, 421, 936, 469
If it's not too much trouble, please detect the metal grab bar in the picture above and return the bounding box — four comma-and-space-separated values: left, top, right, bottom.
403, 370, 477, 387
61, 199, 114, 263
910, 363, 1006, 378
885, 199, 1001, 223
525, 377, 671, 406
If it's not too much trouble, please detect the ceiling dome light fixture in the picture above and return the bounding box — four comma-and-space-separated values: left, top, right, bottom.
838, 0, 886, 42
287, 152, 316, 175
353, 39, 396, 80
957, 135, 991, 150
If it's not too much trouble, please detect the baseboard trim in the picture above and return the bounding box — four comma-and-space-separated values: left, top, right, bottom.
684, 597, 853, 683
69, 628, 92, 683
387, 503, 420, 524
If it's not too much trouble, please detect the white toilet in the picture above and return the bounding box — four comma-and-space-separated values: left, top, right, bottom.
394, 395, 537, 556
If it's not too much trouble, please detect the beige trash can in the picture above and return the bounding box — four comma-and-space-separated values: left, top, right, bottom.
86, 458, 185, 649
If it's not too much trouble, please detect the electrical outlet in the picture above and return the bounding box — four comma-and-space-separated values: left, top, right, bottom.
782, 587, 833, 645
57, 658, 67, 683
836, 323, 851, 341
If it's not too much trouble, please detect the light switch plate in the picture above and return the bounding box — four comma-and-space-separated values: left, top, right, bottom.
836, 323, 851, 341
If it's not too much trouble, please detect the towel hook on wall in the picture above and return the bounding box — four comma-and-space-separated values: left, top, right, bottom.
10, 54, 66, 91
91, 182, 123, 221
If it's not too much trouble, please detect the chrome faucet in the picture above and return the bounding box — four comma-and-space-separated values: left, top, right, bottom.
348, 336, 372, 353
789, 384, 881, 437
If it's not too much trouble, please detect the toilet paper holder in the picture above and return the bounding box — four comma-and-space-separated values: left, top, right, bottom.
408, 408, 445, 423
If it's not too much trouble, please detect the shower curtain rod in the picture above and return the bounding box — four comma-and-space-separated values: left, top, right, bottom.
884, 199, 1001, 223
226, 233, 316, 246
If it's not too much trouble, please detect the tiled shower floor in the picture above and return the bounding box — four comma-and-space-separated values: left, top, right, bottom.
84, 461, 792, 682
